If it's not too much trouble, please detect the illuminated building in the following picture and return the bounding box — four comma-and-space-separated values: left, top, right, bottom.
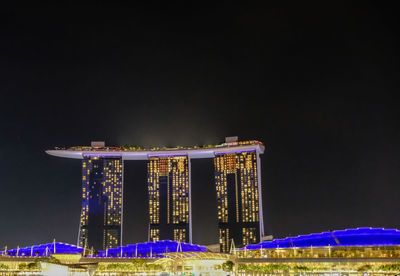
78, 155, 123, 251
234, 227, 400, 274
97, 240, 206, 257
0, 242, 83, 257
46, 138, 265, 251
147, 155, 191, 243
239, 227, 400, 253
214, 145, 264, 252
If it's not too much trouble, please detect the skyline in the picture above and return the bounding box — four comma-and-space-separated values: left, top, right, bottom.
1, 2, 399, 249
2, 130, 400, 249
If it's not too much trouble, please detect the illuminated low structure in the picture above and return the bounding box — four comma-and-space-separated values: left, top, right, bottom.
3, 228, 400, 275
0, 240, 224, 275
0, 241, 83, 257
234, 227, 400, 275
238, 227, 400, 256
96, 240, 207, 258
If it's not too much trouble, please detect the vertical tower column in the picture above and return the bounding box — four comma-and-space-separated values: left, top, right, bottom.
256, 151, 264, 242
214, 150, 262, 252
78, 156, 123, 251
147, 155, 191, 242
188, 157, 192, 244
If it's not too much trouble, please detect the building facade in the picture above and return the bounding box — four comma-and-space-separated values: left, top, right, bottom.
78, 156, 123, 251
46, 138, 264, 252
147, 155, 191, 243
214, 150, 263, 252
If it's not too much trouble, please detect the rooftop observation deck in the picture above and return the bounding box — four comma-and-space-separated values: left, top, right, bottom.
45, 140, 265, 160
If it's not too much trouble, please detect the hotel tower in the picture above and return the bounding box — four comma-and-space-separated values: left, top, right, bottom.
147, 155, 191, 243
214, 145, 263, 252
77, 143, 123, 251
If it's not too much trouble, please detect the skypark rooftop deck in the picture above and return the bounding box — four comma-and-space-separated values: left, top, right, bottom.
46, 140, 265, 160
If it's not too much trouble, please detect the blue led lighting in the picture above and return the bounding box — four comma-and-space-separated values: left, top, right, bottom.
96, 240, 207, 258
0, 242, 83, 257
241, 227, 400, 250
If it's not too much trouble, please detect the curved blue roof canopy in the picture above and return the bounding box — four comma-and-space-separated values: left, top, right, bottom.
242, 228, 400, 250
0, 242, 83, 256
97, 240, 207, 258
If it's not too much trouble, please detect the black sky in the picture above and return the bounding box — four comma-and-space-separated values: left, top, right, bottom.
1, 2, 399, 248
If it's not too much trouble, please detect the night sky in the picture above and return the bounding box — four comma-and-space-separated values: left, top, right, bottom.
1, 2, 399, 248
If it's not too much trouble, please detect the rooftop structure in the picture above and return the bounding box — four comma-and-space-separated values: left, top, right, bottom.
45, 140, 264, 160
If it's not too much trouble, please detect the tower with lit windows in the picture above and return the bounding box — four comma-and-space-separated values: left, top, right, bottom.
78, 155, 123, 251
147, 155, 191, 243
214, 148, 263, 252
46, 138, 264, 252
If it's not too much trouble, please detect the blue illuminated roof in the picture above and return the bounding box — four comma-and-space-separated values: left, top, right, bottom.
0, 242, 83, 257
97, 240, 207, 258
242, 227, 400, 250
